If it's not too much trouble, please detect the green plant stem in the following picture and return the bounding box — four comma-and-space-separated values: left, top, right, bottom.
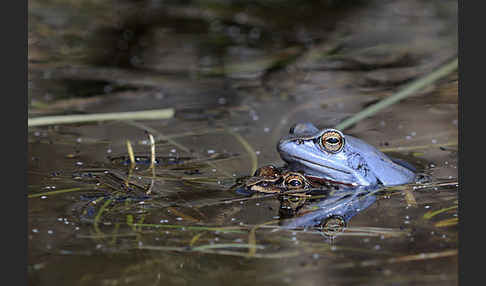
335, 58, 458, 131
28, 108, 174, 127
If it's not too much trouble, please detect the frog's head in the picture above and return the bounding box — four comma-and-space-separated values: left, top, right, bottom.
277, 123, 415, 186
277, 123, 360, 185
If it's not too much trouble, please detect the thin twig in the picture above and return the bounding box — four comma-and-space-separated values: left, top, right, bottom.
145, 132, 157, 194
28, 187, 93, 198
248, 220, 278, 257
226, 128, 258, 175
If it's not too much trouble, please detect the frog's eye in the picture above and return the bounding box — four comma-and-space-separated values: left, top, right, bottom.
284, 173, 306, 189
320, 130, 344, 153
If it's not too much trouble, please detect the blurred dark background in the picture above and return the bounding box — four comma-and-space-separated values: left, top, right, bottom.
28, 0, 457, 115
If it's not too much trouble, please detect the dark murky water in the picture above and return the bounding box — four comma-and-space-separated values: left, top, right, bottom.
29, 0, 458, 285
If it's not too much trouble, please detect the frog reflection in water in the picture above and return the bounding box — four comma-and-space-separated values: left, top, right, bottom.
277, 123, 416, 187
279, 187, 377, 232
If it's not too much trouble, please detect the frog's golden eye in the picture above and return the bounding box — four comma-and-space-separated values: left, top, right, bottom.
284, 173, 306, 189
320, 130, 344, 153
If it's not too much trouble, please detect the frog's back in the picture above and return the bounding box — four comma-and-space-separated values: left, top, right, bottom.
346, 136, 415, 186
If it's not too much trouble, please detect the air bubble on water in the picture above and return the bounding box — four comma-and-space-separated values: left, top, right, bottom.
47, 230, 53, 234
207, 149, 215, 154
176, 217, 183, 221
155, 92, 164, 100
432, 139, 437, 144
32, 229, 39, 233
255, 150, 261, 155
263, 127, 270, 132
406, 136, 412, 140
249, 110, 259, 121
218, 97, 227, 105
41, 196, 47, 199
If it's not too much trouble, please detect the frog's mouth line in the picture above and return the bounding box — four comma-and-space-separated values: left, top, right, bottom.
288, 155, 352, 175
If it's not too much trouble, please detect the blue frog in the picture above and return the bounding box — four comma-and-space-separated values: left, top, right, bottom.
277, 123, 415, 187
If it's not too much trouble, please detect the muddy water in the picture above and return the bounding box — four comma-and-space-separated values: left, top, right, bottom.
29, 0, 458, 285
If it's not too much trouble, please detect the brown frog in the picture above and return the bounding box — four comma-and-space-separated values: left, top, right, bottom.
237, 164, 336, 195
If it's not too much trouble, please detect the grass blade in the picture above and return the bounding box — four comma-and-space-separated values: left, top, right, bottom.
335, 58, 458, 131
